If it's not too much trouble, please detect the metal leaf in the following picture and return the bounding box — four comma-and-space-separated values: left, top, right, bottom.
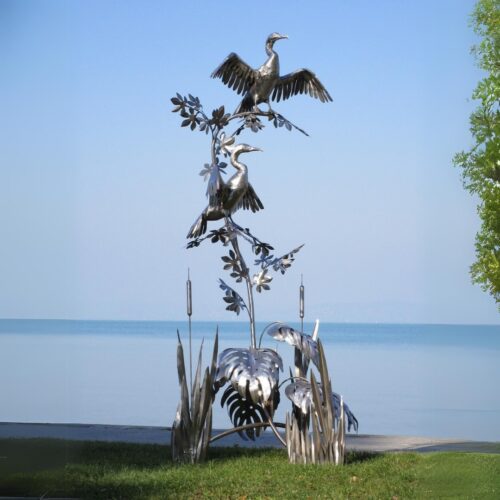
171, 329, 219, 463
220, 385, 266, 440
264, 322, 319, 367
215, 347, 283, 405
219, 279, 247, 315
206, 162, 224, 203
253, 269, 273, 292
199, 163, 212, 181
218, 132, 235, 156
284, 379, 358, 432
267, 244, 304, 275
284, 340, 347, 464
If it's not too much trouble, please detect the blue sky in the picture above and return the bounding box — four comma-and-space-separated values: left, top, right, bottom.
1, 0, 498, 324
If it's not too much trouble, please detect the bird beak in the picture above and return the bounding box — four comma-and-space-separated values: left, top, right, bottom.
249, 146, 262, 152
278, 34, 288, 40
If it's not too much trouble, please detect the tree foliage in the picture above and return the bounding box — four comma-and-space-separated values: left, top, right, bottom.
454, 0, 500, 307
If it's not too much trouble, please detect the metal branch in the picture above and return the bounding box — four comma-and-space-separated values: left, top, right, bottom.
226, 110, 309, 137
278, 375, 309, 390
209, 421, 286, 443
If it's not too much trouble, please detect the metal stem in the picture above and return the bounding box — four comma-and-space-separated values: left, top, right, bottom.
186, 269, 193, 390
209, 421, 286, 443
225, 218, 256, 349
262, 406, 286, 447
210, 135, 217, 164
278, 375, 309, 390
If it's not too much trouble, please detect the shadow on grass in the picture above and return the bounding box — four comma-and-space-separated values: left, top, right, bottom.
207, 445, 380, 465
0, 439, 397, 499
0, 438, 380, 474
0, 438, 85, 474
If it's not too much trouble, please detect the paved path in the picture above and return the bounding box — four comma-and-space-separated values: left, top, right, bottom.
1, 422, 499, 453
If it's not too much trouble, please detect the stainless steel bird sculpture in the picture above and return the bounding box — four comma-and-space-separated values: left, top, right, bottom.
187, 143, 263, 239
212, 33, 333, 113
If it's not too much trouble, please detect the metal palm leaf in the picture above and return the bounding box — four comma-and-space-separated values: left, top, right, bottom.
285, 378, 358, 432
215, 347, 283, 405
264, 322, 319, 367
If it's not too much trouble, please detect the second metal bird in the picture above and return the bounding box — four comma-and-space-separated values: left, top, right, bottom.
187, 143, 264, 239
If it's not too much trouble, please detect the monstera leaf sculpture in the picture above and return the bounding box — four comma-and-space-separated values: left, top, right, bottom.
285, 378, 358, 432
265, 322, 319, 367
219, 384, 280, 440
215, 347, 283, 439
215, 347, 283, 404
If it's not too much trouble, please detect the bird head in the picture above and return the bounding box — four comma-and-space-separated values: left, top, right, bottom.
266, 32, 288, 47
231, 143, 262, 160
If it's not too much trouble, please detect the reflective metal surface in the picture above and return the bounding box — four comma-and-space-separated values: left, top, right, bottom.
285, 341, 345, 464
171, 332, 218, 463
264, 322, 320, 367
187, 144, 263, 239
285, 378, 359, 432
215, 347, 283, 404
218, 384, 280, 441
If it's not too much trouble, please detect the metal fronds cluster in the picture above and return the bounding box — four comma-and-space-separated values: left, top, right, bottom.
171, 332, 218, 463
285, 340, 346, 465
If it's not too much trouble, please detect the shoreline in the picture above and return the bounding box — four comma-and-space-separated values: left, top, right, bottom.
1, 422, 499, 453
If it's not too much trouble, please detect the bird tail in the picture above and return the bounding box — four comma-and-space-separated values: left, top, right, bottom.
235, 95, 254, 114
187, 212, 207, 239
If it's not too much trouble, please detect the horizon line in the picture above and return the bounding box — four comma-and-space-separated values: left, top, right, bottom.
1, 318, 499, 328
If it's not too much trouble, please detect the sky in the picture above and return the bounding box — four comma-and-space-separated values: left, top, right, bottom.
0, 0, 498, 324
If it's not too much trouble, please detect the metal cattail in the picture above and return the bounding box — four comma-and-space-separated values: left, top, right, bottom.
299, 274, 304, 333
187, 269, 193, 389
294, 275, 306, 377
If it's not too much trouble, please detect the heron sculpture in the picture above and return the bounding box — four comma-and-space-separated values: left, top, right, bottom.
212, 32, 333, 113
187, 143, 263, 239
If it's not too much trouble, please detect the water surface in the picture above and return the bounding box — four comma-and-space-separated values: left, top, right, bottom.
1, 319, 499, 440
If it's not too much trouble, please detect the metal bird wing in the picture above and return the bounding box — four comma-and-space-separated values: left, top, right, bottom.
236, 183, 264, 213
265, 322, 319, 367
215, 347, 283, 405
285, 378, 359, 432
271, 69, 332, 103
211, 52, 256, 96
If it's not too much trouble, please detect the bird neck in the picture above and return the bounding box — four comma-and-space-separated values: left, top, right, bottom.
230, 157, 248, 175
265, 41, 276, 57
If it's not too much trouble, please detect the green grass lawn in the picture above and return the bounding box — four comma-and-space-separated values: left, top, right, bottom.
0, 439, 499, 499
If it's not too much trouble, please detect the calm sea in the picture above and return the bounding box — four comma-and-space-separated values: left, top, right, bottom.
1, 319, 499, 441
